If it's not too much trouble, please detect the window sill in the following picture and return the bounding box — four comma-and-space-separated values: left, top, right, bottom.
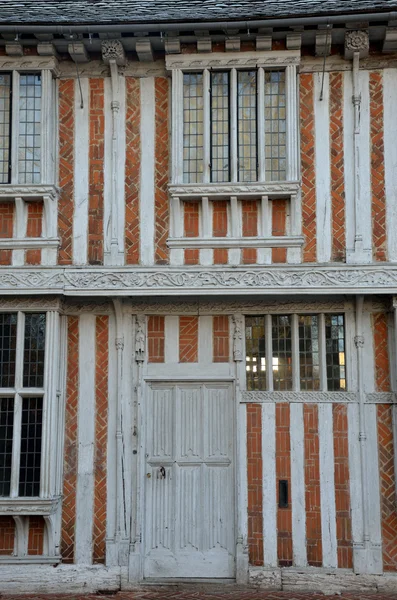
0, 496, 61, 516
168, 236, 304, 249
0, 555, 61, 564
0, 184, 58, 201
169, 181, 300, 199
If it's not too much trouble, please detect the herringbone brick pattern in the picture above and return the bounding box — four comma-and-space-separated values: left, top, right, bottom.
0, 516, 14, 555
272, 199, 287, 264
0, 202, 13, 265
213, 315, 229, 362
179, 316, 198, 363
242, 200, 258, 264
212, 200, 228, 264
276, 403, 292, 566
3, 592, 397, 600
330, 72, 346, 262
370, 72, 387, 262
58, 79, 74, 265
88, 78, 104, 265
247, 403, 263, 566
154, 77, 170, 264
333, 404, 352, 569
377, 404, 397, 571
373, 313, 391, 392
304, 404, 322, 566
61, 316, 79, 562
300, 74, 316, 263
184, 202, 199, 265
26, 201, 43, 265
28, 516, 45, 555
148, 316, 165, 363
93, 315, 109, 563
125, 77, 141, 264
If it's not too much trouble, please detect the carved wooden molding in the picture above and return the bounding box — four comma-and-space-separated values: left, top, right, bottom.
0, 297, 61, 311
0, 185, 58, 200
0, 57, 59, 76
126, 299, 346, 314
167, 236, 304, 249
166, 50, 300, 71
169, 181, 300, 198
241, 391, 397, 404
0, 497, 61, 516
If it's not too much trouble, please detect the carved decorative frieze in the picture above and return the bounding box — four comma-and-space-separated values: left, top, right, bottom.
241, 391, 397, 404
169, 181, 300, 198
0, 297, 61, 311
0, 497, 61, 516
0, 56, 60, 76
135, 315, 146, 362
0, 185, 58, 200
166, 50, 300, 71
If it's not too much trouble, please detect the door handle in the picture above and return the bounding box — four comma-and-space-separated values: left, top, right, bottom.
159, 466, 166, 479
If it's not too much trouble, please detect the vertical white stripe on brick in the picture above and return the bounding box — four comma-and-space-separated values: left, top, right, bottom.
106, 313, 117, 564
103, 79, 112, 261
384, 68, 397, 262
314, 72, 331, 263
262, 403, 277, 567
140, 77, 155, 266
318, 403, 338, 568
343, 71, 355, 256
365, 404, 383, 552
290, 402, 307, 567
164, 315, 179, 363
75, 314, 96, 565
73, 77, 89, 265
357, 71, 372, 257
117, 75, 126, 261
198, 315, 213, 364
348, 403, 363, 547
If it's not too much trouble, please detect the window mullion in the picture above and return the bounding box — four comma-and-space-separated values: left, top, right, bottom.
172, 69, 183, 184
286, 64, 299, 181
10, 71, 20, 184
258, 67, 265, 182
319, 313, 328, 391
265, 314, 273, 391
203, 69, 211, 183
292, 313, 300, 391
10, 393, 22, 498
230, 68, 238, 183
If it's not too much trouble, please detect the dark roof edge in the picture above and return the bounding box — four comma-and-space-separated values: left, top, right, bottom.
0, 9, 395, 33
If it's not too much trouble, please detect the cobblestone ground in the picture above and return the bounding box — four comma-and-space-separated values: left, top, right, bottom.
1, 589, 397, 600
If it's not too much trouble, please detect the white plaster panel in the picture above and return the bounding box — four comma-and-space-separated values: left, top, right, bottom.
139, 77, 155, 266
73, 78, 89, 265
261, 403, 277, 567
318, 403, 338, 568
358, 70, 372, 257
164, 315, 179, 363
290, 403, 307, 567
365, 404, 382, 548
348, 403, 364, 546
314, 72, 331, 263
384, 68, 397, 262
106, 314, 117, 557
343, 71, 355, 255
198, 315, 213, 364
104, 78, 112, 258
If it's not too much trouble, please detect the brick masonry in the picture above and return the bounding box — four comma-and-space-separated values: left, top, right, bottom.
61, 316, 79, 562
125, 77, 141, 265
333, 404, 353, 569
0, 516, 14, 555
212, 200, 228, 265
276, 403, 292, 566
242, 200, 258, 265
154, 77, 170, 264
88, 79, 105, 265
304, 403, 322, 566
179, 316, 199, 363
58, 79, 74, 265
373, 313, 391, 393
272, 199, 287, 264
148, 316, 165, 363
300, 73, 316, 263
184, 202, 199, 265
330, 72, 346, 262
213, 315, 229, 362
247, 403, 263, 567
93, 315, 109, 563
370, 71, 387, 262
28, 516, 45, 555
26, 201, 43, 265
0, 202, 13, 265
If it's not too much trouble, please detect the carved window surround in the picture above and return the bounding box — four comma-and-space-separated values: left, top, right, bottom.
0, 185, 59, 266
241, 391, 397, 404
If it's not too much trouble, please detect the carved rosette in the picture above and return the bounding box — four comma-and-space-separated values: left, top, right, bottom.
101, 39, 126, 65
135, 315, 146, 362
232, 315, 244, 362
345, 30, 369, 58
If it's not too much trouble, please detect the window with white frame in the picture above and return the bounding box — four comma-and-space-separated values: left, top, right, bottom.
245, 314, 346, 391
0, 312, 46, 497
0, 70, 55, 185
168, 53, 300, 186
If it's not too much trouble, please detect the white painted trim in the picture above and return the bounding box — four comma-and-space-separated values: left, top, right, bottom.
167, 236, 304, 249
169, 181, 300, 198
166, 50, 301, 70
104, 78, 113, 262
290, 403, 307, 567
313, 72, 331, 263
12, 197, 27, 266
198, 315, 213, 364
318, 403, 338, 568
261, 403, 277, 567
75, 314, 96, 565
164, 315, 179, 363
139, 77, 155, 266
0, 238, 58, 249
106, 313, 118, 565
343, 70, 355, 257
384, 68, 397, 262
73, 77, 89, 266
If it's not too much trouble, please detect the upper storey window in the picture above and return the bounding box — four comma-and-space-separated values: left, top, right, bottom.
183, 69, 286, 184
167, 51, 300, 187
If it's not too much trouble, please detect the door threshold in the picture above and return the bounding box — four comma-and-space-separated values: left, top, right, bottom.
143, 578, 236, 585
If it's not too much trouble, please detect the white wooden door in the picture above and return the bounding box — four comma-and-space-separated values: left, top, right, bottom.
144, 382, 235, 579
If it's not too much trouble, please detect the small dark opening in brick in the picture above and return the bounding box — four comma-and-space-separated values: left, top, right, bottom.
279, 479, 288, 508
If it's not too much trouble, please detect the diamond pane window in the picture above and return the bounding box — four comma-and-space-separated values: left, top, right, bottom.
183, 73, 204, 184
0, 74, 11, 184
18, 74, 41, 184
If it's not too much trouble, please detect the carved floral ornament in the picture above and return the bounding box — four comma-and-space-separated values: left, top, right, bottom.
101, 39, 125, 61
345, 30, 369, 52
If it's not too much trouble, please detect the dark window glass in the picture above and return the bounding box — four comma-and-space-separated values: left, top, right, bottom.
0, 313, 17, 388
19, 397, 42, 497
18, 74, 41, 184
0, 397, 14, 497
23, 313, 46, 388
245, 316, 266, 391
299, 315, 320, 391
325, 314, 346, 391
237, 71, 257, 182
210, 71, 230, 183
0, 73, 11, 184
272, 315, 292, 391
183, 73, 204, 183
264, 71, 286, 181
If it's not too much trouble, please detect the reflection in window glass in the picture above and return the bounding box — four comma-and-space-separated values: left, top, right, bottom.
211, 72, 229, 183
325, 314, 346, 391
264, 71, 286, 181
19, 74, 41, 184
272, 315, 292, 391
19, 397, 42, 497
0, 397, 14, 497
23, 313, 46, 388
245, 316, 266, 391
0, 314, 17, 388
0, 74, 11, 184
183, 73, 204, 183
238, 71, 257, 182
299, 315, 320, 391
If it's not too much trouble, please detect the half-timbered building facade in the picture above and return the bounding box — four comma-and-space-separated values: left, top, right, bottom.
0, 0, 397, 593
